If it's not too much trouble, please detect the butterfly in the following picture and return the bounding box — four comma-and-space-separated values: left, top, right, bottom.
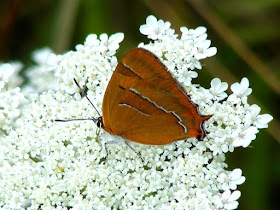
57, 48, 212, 162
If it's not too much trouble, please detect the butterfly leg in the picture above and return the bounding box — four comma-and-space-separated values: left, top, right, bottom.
95, 128, 103, 153
103, 139, 144, 163
103, 139, 122, 163
124, 140, 144, 163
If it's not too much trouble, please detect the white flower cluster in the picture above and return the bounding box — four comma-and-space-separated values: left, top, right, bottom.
54, 33, 123, 112
0, 15, 273, 209
0, 61, 23, 89
0, 62, 25, 134
23, 47, 58, 94
140, 15, 217, 86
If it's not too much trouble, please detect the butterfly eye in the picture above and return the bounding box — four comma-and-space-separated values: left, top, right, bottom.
96, 116, 103, 128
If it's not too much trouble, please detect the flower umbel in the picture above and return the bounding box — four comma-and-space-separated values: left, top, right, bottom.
0, 15, 273, 209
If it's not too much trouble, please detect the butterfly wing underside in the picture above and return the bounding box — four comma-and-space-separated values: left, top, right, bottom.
102, 48, 211, 145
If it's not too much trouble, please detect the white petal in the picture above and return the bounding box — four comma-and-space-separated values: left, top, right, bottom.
189, 71, 198, 78
195, 26, 207, 36
85, 34, 98, 45
228, 94, 238, 103
244, 88, 252, 96
195, 33, 208, 42
139, 25, 150, 35
222, 190, 231, 199
157, 19, 165, 29
163, 21, 171, 30
250, 104, 261, 116
146, 15, 158, 26
203, 40, 211, 49
255, 121, 268, 129
180, 26, 188, 33
32, 48, 53, 65
258, 114, 273, 124
230, 169, 242, 180
230, 190, 241, 201
232, 139, 243, 147
100, 33, 108, 41
197, 40, 210, 50
242, 139, 253, 148
246, 126, 258, 134
46, 53, 57, 68
108, 43, 119, 51
220, 82, 228, 92
195, 61, 202, 69
235, 176, 246, 185
207, 47, 217, 57
225, 201, 239, 210
211, 78, 221, 91
110, 33, 124, 43
240, 77, 249, 89
230, 82, 240, 93
218, 92, 228, 100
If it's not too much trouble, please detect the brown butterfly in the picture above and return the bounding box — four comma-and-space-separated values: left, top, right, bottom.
57, 48, 212, 162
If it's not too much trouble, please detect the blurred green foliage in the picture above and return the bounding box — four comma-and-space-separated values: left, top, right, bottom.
0, 0, 279, 209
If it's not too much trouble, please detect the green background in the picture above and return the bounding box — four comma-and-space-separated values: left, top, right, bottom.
1, 0, 279, 209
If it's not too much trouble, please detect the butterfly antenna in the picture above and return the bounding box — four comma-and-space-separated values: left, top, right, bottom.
73, 78, 101, 117
55, 118, 96, 122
